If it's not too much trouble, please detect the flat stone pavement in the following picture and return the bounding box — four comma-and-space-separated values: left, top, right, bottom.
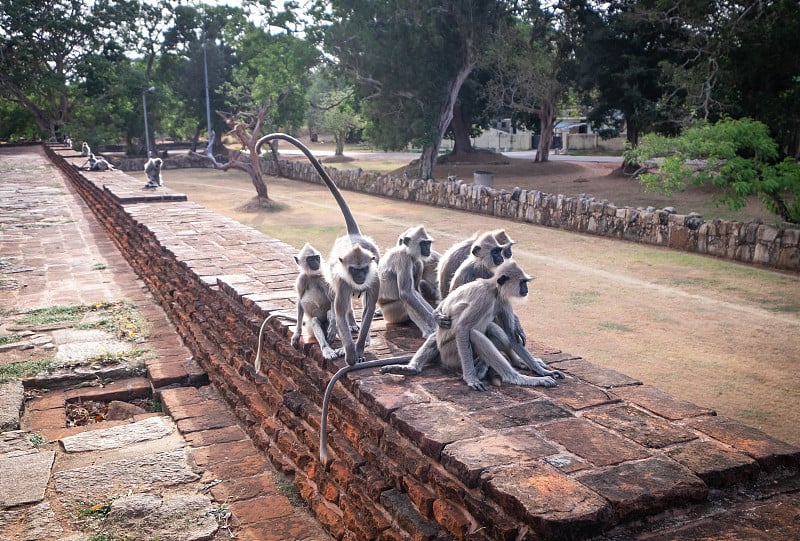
0, 146, 332, 540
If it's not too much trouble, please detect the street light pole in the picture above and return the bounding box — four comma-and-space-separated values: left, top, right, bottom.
142, 86, 155, 157
202, 34, 213, 146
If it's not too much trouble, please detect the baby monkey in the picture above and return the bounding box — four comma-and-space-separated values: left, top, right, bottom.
292, 243, 340, 360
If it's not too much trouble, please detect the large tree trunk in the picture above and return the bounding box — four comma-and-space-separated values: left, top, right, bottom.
334, 130, 345, 156
626, 119, 640, 148
449, 101, 472, 156
418, 61, 476, 179
535, 100, 557, 163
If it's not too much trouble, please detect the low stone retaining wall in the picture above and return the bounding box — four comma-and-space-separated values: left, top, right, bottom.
44, 143, 800, 540
261, 157, 800, 272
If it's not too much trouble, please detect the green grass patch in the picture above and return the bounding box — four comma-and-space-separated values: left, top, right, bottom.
28, 433, 46, 447
0, 334, 24, 345
0, 359, 53, 383
91, 263, 107, 270
570, 290, 602, 306
74, 301, 148, 341
14, 304, 87, 325
597, 322, 634, 332
274, 472, 306, 507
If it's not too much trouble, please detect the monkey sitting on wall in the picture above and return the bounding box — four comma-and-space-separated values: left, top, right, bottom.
437, 229, 515, 299
255, 132, 381, 366
447, 231, 506, 294
381, 260, 560, 390
291, 243, 340, 360
81, 142, 90, 156
377, 226, 437, 337
143, 156, 163, 188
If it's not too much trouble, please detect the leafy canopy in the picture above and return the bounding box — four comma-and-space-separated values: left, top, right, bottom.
625, 118, 800, 224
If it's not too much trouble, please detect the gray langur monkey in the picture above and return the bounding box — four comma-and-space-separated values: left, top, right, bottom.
144, 157, 163, 188
78, 153, 115, 171
448, 231, 506, 293
377, 225, 437, 337
291, 243, 340, 361
255, 133, 379, 366
381, 261, 560, 391
437, 229, 515, 298
81, 142, 90, 156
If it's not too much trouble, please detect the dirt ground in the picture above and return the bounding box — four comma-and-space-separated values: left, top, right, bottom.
131, 151, 800, 445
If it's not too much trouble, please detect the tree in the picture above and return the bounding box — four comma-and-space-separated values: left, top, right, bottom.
156, 4, 244, 151
307, 68, 365, 157
573, 0, 679, 147
0, 0, 141, 140
194, 26, 319, 207
482, 21, 563, 162
624, 118, 800, 224
649, 0, 800, 158
317, 0, 508, 179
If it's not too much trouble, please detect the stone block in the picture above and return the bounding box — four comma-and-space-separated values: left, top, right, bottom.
666, 440, 760, 487
467, 399, 573, 430
390, 403, 486, 460
687, 415, 800, 471
577, 457, 708, 522
539, 418, 650, 467
544, 378, 622, 410
610, 384, 715, 420
584, 405, 697, 448
442, 426, 559, 488
482, 461, 611, 539
550, 358, 641, 388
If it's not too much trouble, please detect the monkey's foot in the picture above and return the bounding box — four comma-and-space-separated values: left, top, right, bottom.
517, 375, 558, 387
321, 346, 342, 360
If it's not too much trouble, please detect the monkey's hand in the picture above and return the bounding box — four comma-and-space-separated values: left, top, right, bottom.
434, 308, 452, 329
321, 345, 341, 360
290, 331, 301, 349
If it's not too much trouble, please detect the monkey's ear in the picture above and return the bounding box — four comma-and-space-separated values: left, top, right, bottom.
294, 255, 300, 264
471, 245, 481, 256
497, 275, 510, 286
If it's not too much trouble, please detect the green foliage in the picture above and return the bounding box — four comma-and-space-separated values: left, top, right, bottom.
625, 118, 800, 224
0, 360, 52, 383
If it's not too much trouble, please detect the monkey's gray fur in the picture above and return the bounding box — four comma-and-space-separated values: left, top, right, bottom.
419, 248, 441, 308
377, 225, 437, 337
381, 260, 560, 391
437, 229, 515, 299
81, 142, 90, 156
291, 243, 341, 361
144, 157, 163, 188
255, 133, 379, 366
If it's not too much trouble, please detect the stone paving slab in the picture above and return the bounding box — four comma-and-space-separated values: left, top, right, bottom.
0, 381, 24, 431
0, 450, 55, 508
59, 415, 175, 452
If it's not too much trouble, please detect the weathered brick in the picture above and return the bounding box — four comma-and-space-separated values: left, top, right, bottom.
539, 418, 651, 467
584, 404, 698, 449
666, 440, 760, 487
611, 385, 715, 420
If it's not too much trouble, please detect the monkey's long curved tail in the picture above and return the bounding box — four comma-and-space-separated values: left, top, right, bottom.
319, 356, 412, 465
254, 313, 296, 373
254, 132, 361, 236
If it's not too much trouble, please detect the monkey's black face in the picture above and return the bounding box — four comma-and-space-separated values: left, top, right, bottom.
350, 266, 370, 285
519, 279, 529, 296
503, 245, 513, 259
419, 240, 432, 258
491, 247, 504, 266
307, 255, 321, 271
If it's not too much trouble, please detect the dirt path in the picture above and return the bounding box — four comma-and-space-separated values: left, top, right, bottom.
137, 167, 800, 445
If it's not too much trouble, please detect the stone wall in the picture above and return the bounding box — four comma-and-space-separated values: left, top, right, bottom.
261, 157, 800, 272
44, 144, 800, 541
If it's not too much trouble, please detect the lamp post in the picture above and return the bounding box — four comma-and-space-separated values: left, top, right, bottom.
142, 86, 156, 157
202, 33, 213, 146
